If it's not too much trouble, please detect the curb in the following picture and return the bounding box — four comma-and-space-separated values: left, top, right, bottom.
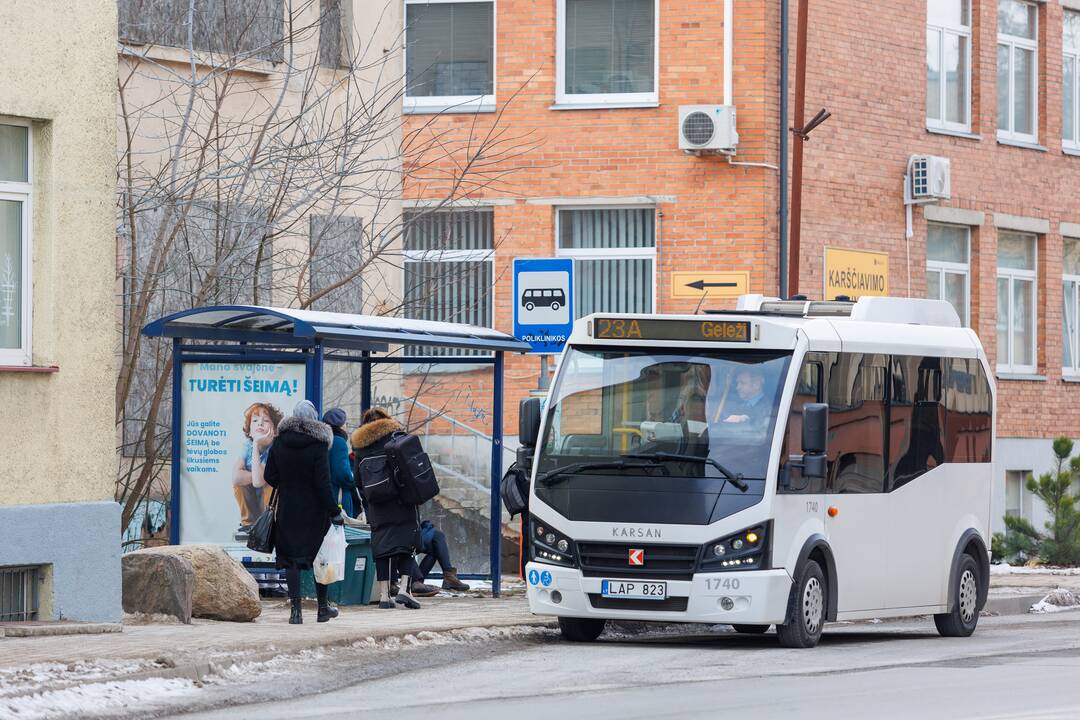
984, 594, 1044, 616
0, 623, 122, 639
2, 616, 557, 701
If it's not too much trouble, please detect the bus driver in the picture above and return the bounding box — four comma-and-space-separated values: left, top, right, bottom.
722, 367, 769, 425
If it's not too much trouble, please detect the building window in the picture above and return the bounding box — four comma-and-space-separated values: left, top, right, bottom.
319, 0, 350, 68
996, 231, 1037, 373
1064, 237, 1080, 376
0, 120, 31, 367
556, 0, 658, 106
404, 0, 494, 113
555, 207, 655, 317
997, 0, 1039, 143
117, 0, 286, 63
1005, 469, 1029, 518
927, 0, 972, 132
402, 208, 494, 356
926, 223, 971, 326
1065, 11, 1080, 150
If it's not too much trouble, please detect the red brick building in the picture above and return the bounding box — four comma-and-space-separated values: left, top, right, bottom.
400, 0, 1080, 533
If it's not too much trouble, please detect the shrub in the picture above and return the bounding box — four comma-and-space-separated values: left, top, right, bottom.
998, 437, 1080, 565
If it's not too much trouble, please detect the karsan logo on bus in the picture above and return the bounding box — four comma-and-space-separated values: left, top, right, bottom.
612, 526, 662, 539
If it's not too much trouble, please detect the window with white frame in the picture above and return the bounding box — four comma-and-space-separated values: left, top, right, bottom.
556, 207, 655, 318
1065, 11, 1080, 150
927, 0, 972, 132
402, 208, 494, 356
996, 231, 1038, 373
0, 120, 32, 366
926, 223, 971, 326
404, 0, 494, 112
1063, 237, 1080, 375
556, 0, 658, 106
997, 0, 1039, 143
1005, 469, 1029, 518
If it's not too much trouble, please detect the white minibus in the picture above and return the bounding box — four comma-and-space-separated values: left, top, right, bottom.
519, 295, 994, 648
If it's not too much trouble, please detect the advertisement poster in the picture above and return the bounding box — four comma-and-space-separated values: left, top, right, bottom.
180, 362, 307, 549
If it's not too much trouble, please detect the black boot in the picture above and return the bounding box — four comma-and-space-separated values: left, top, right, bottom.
316, 584, 338, 622
289, 598, 302, 624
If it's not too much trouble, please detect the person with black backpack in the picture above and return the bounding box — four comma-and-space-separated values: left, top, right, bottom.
351, 407, 431, 610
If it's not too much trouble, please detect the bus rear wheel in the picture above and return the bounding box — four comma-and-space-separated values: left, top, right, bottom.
934, 554, 980, 637
558, 616, 606, 642
732, 624, 770, 634
777, 559, 826, 649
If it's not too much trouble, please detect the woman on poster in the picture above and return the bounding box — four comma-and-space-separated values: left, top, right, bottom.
232, 402, 283, 540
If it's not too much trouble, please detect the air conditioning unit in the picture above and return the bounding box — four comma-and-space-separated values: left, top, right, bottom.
909, 155, 951, 201
679, 105, 739, 154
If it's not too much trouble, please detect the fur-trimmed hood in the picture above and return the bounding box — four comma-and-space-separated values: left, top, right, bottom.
278, 415, 333, 448
350, 418, 403, 449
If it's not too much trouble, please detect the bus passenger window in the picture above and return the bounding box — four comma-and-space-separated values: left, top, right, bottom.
827, 353, 887, 493
889, 356, 945, 490
944, 358, 993, 463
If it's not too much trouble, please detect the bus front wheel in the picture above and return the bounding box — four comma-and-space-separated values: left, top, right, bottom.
558, 616, 606, 642
934, 554, 980, 637
777, 560, 826, 649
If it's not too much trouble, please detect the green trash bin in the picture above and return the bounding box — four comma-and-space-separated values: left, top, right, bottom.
301, 526, 375, 605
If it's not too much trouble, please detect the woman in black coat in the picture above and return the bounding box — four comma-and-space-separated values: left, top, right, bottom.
264, 400, 344, 624
351, 407, 423, 610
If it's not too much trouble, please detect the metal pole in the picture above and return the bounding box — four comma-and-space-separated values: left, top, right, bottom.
490, 351, 505, 597
170, 337, 182, 545
779, 0, 790, 299
360, 350, 372, 413
788, 0, 810, 297
538, 355, 550, 391
312, 342, 324, 415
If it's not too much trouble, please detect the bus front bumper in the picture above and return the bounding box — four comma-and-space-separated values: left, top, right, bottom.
525, 562, 795, 625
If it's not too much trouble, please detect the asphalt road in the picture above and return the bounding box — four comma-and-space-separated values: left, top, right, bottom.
175, 612, 1080, 720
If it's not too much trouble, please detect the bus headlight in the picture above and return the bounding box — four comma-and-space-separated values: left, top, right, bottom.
531, 516, 577, 568
700, 524, 768, 572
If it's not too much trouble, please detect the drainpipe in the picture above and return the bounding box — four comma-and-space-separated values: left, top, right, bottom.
779, 0, 790, 299
724, 0, 734, 107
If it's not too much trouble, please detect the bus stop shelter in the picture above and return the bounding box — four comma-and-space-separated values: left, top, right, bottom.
143, 305, 530, 596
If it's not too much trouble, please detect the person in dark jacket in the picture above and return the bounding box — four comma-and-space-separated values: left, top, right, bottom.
264, 400, 344, 624
322, 407, 356, 517
351, 407, 423, 610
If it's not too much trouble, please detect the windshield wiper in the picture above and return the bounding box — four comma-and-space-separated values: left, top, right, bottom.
622, 452, 749, 492
536, 460, 668, 487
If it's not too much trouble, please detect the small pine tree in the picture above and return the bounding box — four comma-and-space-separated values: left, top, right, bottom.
1000, 437, 1080, 565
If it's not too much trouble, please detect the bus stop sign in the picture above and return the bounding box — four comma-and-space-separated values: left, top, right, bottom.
513, 258, 573, 354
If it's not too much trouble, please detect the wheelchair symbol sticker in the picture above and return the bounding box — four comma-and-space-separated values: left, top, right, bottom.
540, 570, 553, 587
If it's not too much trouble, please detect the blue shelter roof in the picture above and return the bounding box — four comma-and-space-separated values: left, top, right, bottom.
142, 305, 531, 353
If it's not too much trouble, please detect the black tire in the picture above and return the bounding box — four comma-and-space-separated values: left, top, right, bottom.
558, 616, 606, 642
550, 301, 561, 311
777, 559, 827, 648
732, 624, 770, 634
525, 302, 535, 311
934, 554, 980, 637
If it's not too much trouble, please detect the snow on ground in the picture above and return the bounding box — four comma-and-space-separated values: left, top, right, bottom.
0, 659, 165, 699
0, 676, 199, 719
990, 563, 1080, 576
1030, 588, 1080, 614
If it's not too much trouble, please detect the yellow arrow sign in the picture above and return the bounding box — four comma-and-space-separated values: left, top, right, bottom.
670, 271, 749, 298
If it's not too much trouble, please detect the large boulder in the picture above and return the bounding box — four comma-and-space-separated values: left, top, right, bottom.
122, 550, 195, 623
140, 545, 262, 622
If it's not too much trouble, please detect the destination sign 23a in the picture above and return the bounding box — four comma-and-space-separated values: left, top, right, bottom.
591, 318, 750, 343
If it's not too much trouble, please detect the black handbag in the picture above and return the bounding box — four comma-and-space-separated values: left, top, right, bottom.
246, 489, 277, 554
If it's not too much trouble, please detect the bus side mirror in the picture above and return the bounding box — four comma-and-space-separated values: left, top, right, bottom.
800, 403, 828, 481
519, 398, 541, 448
802, 403, 828, 455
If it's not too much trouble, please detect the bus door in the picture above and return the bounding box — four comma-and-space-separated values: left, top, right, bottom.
774, 356, 827, 570
824, 353, 891, 613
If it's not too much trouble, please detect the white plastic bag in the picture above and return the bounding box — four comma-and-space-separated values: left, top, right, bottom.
313, 524, 346, 585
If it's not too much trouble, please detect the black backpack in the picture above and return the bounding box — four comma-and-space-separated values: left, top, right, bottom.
384, 431, 440, 506
357, 455, 399, 504
500, 462, 530, 517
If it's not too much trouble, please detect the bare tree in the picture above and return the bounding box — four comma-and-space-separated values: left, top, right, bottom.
115, 0, 536, 532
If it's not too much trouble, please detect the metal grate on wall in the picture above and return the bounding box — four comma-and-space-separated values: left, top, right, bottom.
0, 565, 42, 622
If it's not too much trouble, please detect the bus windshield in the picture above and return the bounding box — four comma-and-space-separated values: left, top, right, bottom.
538, 347, 792, 481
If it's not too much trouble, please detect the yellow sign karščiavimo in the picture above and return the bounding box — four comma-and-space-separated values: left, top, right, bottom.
823, 247, 889, 300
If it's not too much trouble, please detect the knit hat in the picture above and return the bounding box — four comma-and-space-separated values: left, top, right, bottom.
292, 400, 319, 421
323, 407, 347, 428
